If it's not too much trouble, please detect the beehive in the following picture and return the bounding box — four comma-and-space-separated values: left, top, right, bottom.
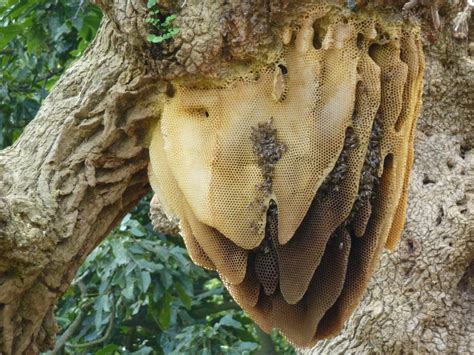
148, 6, 424, 347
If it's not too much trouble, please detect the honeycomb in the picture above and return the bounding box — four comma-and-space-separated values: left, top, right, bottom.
148, 6, 424, 348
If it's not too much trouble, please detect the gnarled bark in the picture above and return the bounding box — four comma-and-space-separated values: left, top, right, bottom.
306, 14, 473, 355
0, 16, 160, 354
0, 1, 289, 351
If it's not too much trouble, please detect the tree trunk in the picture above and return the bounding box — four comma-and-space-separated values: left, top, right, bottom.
0, 14, 158, 354
305, 23, 473, 354
0, 1, 471, 354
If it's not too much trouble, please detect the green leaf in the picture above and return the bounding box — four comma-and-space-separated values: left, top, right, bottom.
175, 283, 192, 310
235, 341, 259, 352
162, 14, 177, 27
146, 34, 166, 44
0, 24, 22, 49
140, 271, 151, 292
152, 283, 164, 302
95, 344, 120, 355
145, 17, 158, 24
122, 281, 134, 300
136, 258, 163, 272
170, 248, 189, 267
94, 294, 109, 329
148, 292, 172, 330
146, 0, 157, 8
120, 213, 131, 229
111, 239, 128, 265
4, 0, 35, 20
168, 28, 180, 36
111, 269, 126, 288
218, 315, 242, 329
160, 270, 173, 288
131, 347, 154, 355
98, 278, 109, 294
157, 293, 173, 330
130, 226, 146, 237
128, 244, 144, 254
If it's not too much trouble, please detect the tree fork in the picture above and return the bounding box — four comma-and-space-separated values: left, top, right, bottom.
0, 0, 472, 354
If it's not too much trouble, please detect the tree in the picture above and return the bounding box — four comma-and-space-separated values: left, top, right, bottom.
0, 1, 472, 354
0, 0, 102, 149
1, 3, 287, 352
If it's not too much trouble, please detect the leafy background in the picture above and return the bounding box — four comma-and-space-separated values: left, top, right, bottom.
0, 1, 296, 353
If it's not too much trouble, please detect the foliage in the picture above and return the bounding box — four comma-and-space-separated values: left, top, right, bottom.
145, 0, 180, 44
55, 197, 296, 354
0, 2, 295, 354
0, 0, 102, 148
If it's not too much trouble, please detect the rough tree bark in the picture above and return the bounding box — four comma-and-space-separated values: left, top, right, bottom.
0, 1, 471, 354
0, 17, 155, 355
305, 5, 474, 354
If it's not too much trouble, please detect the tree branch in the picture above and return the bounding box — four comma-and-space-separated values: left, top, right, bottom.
46, 282, 92, 355
66, 294, 118, 349
0, 18, 157, 353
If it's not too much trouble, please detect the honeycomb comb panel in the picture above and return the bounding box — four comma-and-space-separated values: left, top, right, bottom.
181, 200, 248, 285
275, 52, 382, 304
148, 9, 424, 348
275, 229, 351, 347
225, 266, 261, 308
352, 199, 372, 238
315, 153, 398, 339
149, 124, 216, 270
149, 120, 184, 219
273, 16, 359, 246
179, 217, 215, 270
385, 31, 425, 250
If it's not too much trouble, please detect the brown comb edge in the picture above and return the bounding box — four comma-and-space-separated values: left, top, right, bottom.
314, 31, 424, 337
314, 151, 397, 340
224, 263, 272, 333
181, 201, 248, 285
274, 39, 382, 305
254, 201, 280, 296
223, 202, 353, 347
271, 229, 352, 348
228, 227, 352, 347
179, 218, 216, 270
352, 199, 373, 237
148, 125, 244, 278
384, 133, 414, 250
276, 126, 373, 305
225, 254, 261, 308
